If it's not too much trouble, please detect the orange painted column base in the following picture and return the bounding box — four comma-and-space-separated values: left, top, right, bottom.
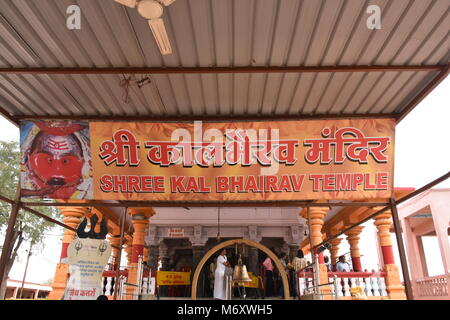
373, 212, 406, 300
384, 264, 406, 300
48, 263, 69, 300
125, 208, 154, 300
318, 264, 332, 300
126, 262, 138, 300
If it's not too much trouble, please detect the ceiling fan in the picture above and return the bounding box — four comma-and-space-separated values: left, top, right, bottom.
114, 0, 175, 55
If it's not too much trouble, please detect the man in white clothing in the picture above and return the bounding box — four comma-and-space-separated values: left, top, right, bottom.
214, 249, 230, 299
336, 255, 351, 272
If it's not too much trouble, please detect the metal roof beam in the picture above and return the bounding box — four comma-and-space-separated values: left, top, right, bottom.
0, 65, 444, 75
396, 64, 450, 123
15, 113, 395, 122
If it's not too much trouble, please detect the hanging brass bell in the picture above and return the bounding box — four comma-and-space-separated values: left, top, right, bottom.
232, 254, 252, 282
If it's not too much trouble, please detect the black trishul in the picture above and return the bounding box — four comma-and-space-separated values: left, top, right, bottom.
76, 213, 108, 240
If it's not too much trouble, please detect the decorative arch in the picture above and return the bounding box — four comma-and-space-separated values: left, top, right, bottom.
191, 239, 290, 300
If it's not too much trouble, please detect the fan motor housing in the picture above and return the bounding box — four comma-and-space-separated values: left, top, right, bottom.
137, 0, 164, 19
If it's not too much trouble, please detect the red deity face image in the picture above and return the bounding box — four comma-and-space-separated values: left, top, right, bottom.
22, 121, 91, 199
29, 133, 84, 186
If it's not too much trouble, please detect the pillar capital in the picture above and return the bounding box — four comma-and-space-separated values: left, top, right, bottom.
56, 199, 92, 216
345, 228, 363, 253
329, 237, 341, 267
307, 206, 330, 248
190, 225, 207, 246
373, 211, 393, 247
248, 225, 262, 242
308, 206, 329, 219
328, 237, 342, 247
57, 205, 91, 234
128, 207, 156, 219
57, 205, 90, 215
372, 207, 392, 220
344, 226, 364, 238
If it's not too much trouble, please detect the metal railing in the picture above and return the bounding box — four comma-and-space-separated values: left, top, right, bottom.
102, 255, 155, 300
298, 270, 388, 298
414, 274, 450, 300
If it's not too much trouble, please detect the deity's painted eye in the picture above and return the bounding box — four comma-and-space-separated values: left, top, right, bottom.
32, 153, 53, 168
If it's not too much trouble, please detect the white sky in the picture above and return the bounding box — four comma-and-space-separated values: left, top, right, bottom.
1, 76, 449, 283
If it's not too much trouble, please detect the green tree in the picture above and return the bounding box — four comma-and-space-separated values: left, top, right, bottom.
0, 140, 60, 299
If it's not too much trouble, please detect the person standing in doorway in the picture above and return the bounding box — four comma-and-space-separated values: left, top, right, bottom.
214, 249, 229, 300
277, 252, 287, 298
208, 257, 217, 297
262, 254, 275, 297
292, 249, 308, 272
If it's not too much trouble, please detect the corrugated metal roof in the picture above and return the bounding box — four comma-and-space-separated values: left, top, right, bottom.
0, 0, 449, 120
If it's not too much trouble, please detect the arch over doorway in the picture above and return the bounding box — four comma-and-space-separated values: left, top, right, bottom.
191, 239, 291, 300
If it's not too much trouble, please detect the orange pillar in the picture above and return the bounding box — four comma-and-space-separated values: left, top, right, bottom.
373, 211, 406, 299
306, 206, 331, 298
48, 205, 89, 300
108, 228, 121, 271
345, 226, 364, 272
123, 243, 133, 300
329, 238, 342, 271
125, 243, 133, 266
126, 208, 155, 300
143, 247, 149, 264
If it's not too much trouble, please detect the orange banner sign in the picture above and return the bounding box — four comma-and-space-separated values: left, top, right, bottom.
20, 119, 394, 201
91, 119, 394, 201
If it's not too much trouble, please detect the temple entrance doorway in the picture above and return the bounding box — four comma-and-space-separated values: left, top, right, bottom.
191, 239, 290, 300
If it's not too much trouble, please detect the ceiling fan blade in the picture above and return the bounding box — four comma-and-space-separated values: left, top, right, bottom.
157, 0, 176, 6
148, 18, 172, 55
114, 0, 137, 8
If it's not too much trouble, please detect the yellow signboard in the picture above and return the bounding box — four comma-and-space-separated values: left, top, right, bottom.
156, 271, 191, 286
